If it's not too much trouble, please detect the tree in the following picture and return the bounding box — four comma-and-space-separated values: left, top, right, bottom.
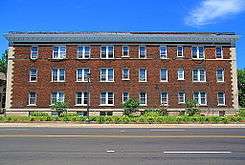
123, 98, 140, 115
238, 69, 245, 107
185, 99, 200, 116
51, 101, 68, 116
0, 50, 8, 75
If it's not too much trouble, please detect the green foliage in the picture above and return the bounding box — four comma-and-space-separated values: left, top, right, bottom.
185, 99, 200, 116
123, 98, 140, 115
30, 112, 49, 116
239, 109, 245, 117
51, 101, 68, 116
0, 50, 7, 74
238, 69, 245, 107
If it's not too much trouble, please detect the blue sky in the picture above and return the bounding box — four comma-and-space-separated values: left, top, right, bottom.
0, 0, 244, 68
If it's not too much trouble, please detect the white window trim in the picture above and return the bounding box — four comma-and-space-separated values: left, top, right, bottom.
122, 92, 129, 103
52, 68, 66, 82
122, 46, 129, 57
100, 92, 114, 106
193, 92, 207, 106
122, 68, 130, 80
160, 92, 168, 106
51, 92, 65, 105
30, 46, 38, 59
77, 46, 91, 59
192, 69, 206, 82
178, 92, 185, 104
160, 68, 168, 82
52, 46, 66, 59
217, 92, 226, 106
216, 68, 224, 82
76, 68, 90, 82
177, 68, 185, 80
100, 68, 114, 82
29, 68, 38, 82
139, 68, 147, 82
28, 92, 37, 106
192, 46, 205, 59
138, 46, 147, 59
215, 46, 223, 59
100, 46, 114, 59
160, 45, 168, 59
139, 92, 147, 106
75, 92, 90, 106
177, 46, 184, 57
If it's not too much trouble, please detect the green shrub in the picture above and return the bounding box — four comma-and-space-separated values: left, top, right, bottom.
51, 101, 68, 116
239, 109, 245, 117
30, 112, 49, 116
185, 99, 200, 116
123, 98, 140, 115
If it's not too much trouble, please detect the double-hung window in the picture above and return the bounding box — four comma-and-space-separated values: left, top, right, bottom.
160, 92, 168, 105
192, 46, 204, 59
52, 69, 65, 82
139, 92, 147, 106
178, 92, 185, 104
100, 68, 114, 82
122, 92, 129, 103
75, 92, 89, 105
28, 92, 37, 106
101, 46, 114, 59
177, 46, 183, 57
177, 68, 184, 80
122, 68, 130, 80
139, 46, 146, 58
160, 68, 168, 82
53, 46, 66, 59
160, 46, 167, 59
51, 92, 65, 104
29, 68, 37, 82
76, 68, 90, 82
216, 68, 224, 82
217, 92, 225, 106
192, 69, 206, 82
122, 46, 129, 57
100, 92, 114, 106
77, 46, 90, 59
30, 46, 38, 59
216, 46, 223, 58
193, 92, 207, 105
139, 68, 147, 82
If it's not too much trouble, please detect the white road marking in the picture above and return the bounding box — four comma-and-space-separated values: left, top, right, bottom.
106, 150, 115, 153
0, 128, 31, 131
164, 151, 232, 154
150, 129, 186, 132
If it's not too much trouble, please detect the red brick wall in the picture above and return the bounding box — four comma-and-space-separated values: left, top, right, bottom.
10, 44, 233, 109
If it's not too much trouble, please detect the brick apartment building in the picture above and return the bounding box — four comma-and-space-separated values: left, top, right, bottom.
4, 32, 239, 116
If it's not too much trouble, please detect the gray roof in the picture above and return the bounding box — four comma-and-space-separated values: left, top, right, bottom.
4, 32, 239, 44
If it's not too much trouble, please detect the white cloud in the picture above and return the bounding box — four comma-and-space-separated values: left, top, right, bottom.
185, 0, 245, 26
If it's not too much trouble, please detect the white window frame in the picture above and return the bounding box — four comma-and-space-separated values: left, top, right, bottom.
76, 68, 90, 82
160, 92, 168, 106
192, 69, 206, 82
177, 46, 184, 57
192, 46, 205, 59
28, 92, 37, 106
139, 92, 147, 106
122, 68, 130, 80
217, 92, 226, 106
51, 92, 65, 104
177, 68, 185, 80
75, 92, 89, 106
193, 92, 207, 106
52, 46, 66, 59
160, 68, 168, 82
30, 46, 38, 59
100, 68, 114, 82
216, 46, 223, 59
122, 46, 129, 57
100, 92, 114, 106
122, 92, 129, 103
77, 46, 90, 59
178, 92, 185, 104
139, 46, 147, 58
160, 46, 168, 59
29, 68, 38, 82
52, 68, 65, 82
139, 68, 147, 82
100, 46, 114, 59
216, 68, 224, 82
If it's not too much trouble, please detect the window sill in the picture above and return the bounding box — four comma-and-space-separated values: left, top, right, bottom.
76, 81, 90, 83
100, 81, 115, 83
51, 81, 66, 83
160, 58, 169, 60
178, 102, 185, 105
198, 104, 208, 107
30, 58, 38, 61
177, 79, 185, 81
76, 58, 91, 60
139, 81, 147, 82
192, 58, 205, 60
122, 56, 130, 58
27, 104, 37, 107
217, 104, 226, 107
122, 79, 130, 81
74, 104, 88, 107
217, 81, 225, 83
29, 81, 37, 83
50, 58, 67, 61
192, 81, 207, 83
139, 104, 147, 106
99, 104, 115, 107
160, 80, 168, 82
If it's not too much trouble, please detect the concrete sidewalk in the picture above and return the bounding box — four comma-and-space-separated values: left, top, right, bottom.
0, 123, 244, 128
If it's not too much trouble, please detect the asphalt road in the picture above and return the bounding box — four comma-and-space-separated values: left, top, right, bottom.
0, 127, 244, 165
